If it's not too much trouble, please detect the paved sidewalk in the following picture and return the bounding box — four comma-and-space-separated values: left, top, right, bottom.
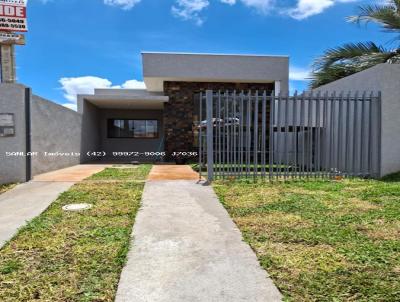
0, 181, 74, 248
116, 180, 282, 302
0, 164, 108, 248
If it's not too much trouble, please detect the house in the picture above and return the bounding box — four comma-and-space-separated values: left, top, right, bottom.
2, 52, 397, 185
0, 51, 289, 184
78, 52, 289, 162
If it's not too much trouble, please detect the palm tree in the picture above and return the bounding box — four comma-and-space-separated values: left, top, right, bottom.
311, 0, 400, 88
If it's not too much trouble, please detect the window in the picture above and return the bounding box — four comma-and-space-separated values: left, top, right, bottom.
0, 113, 15, 137
107, 119, 159, 138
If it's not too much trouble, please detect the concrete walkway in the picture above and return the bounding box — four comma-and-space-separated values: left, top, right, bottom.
33, 164, 109, 182
0, 181, 74, 248
116, 180, 282, 302
0, 164, 108, 248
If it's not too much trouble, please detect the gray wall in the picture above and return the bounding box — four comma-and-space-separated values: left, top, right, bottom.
316, 63, 400, 177
99, 109, 164, 162
142, 52, 289, 93
0, 83, 28, 185
0, 84, 84, 184
31, 95, 82, 175
79, 99, 101, 163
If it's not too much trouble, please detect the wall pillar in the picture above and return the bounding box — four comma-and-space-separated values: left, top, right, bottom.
274, 80, 281, 96
0, 45, 16, 83
0, 83, 28, 185
163, 81, 275, 161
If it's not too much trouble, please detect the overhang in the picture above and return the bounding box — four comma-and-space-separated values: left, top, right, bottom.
81, 89, 169, 110
142, 52, 289, 92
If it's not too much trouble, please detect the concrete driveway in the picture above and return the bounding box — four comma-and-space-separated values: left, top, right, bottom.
0, 164, 108, 248
116, 166, 282, 302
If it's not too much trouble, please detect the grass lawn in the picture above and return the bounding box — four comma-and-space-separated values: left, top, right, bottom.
0, 183, 17, 195
0, 165, 151, 302
214, 174, 400, 302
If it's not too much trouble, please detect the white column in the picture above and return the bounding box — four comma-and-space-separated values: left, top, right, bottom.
206, 90, 214, 182
274, 80, 281, 96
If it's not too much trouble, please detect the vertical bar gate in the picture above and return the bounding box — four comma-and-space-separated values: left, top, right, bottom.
198, 90, 382, 181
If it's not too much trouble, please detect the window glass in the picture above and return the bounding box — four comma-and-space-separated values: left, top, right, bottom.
133, 120, 147, 138
108, 119, 125, 138
128, 120, 135, 137
108, 119, 158, 138
146, 120, 158, 138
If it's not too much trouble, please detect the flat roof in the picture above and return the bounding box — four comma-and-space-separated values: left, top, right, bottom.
93, 89, 162, 96
80, 90, 168, 110
141, 51, 289, 58
142, 52, 289, 92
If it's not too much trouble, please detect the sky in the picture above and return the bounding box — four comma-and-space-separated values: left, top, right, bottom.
15, 0, 393, 110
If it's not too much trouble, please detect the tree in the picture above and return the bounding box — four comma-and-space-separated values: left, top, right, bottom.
310, 0, 400, 88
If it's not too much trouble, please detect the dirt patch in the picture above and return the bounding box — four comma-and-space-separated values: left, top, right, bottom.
321, 197, 380, 215
349, 198, 380, 211
147, 165, 201, 181
235, 212, 312, 231
258, 242, 348, 276
364, 220, 400, 240
223, 187, 281, 209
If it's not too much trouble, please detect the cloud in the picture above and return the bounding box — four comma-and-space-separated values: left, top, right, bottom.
171, 0, 275, 24
37, 0, 358, 22
119, 79, 147, 89
289, 66, 311, 94
103, 0, 141, 10
172, 0, 210, 26
59, 76, 112, 103
220, 0, 236, 4
219, 0, 357, 20
62, 103, 78, 111
240, 0, 274, 13
219, 0, 274, 13
287, 0, 358, 20
36, 0, 142, 9
59, 76, 146, 110
290, 66, 310, 81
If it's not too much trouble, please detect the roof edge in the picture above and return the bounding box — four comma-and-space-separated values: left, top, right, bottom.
141, 51, 289, 58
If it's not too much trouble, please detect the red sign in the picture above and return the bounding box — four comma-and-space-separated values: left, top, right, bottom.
0, 0, 27, 32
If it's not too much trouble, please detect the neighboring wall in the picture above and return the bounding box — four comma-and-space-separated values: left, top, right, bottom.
0, 84, 28, 185
99, 109, 164, 162
31, 95, 82, 175
316, 64, 400, 177
0, 84, 83, 185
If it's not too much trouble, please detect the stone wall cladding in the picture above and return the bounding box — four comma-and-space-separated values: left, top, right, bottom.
163, 81, 274, 158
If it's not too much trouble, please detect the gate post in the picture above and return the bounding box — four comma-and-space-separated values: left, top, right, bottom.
376, 91, 382, 178
206, 90, 214, 182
